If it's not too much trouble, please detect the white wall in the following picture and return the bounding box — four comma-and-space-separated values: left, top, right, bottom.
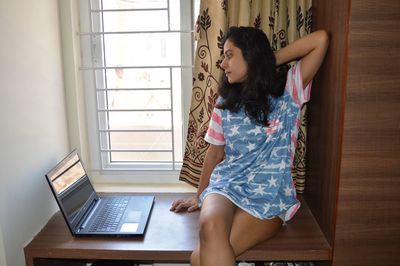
0, 227, 6, 266
0, 1, 69, 266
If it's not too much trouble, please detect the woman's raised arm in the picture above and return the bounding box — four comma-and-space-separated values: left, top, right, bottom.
275, 30, 329, 87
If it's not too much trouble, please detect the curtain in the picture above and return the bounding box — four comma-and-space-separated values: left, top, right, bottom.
179, 0, 312, 194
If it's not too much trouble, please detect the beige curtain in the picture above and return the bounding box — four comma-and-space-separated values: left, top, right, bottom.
180, 0, 312, 194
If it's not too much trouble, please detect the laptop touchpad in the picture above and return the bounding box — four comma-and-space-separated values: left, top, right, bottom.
121, 211, 141, 233
120, 223, 139, 233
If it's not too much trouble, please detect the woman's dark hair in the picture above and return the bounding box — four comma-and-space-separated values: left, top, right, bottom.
217, 26, 288, 126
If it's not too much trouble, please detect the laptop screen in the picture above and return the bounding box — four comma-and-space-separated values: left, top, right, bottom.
46, 151, 97, 227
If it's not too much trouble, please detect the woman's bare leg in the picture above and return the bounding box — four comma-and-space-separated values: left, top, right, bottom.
191, 194, 283, 266
229, 208, 282, 257
194, 194, 236, 266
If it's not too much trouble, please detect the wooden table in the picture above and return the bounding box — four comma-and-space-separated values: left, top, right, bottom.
24, 193, 331, 265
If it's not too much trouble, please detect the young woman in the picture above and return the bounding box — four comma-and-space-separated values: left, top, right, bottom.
171, 26, 329, 266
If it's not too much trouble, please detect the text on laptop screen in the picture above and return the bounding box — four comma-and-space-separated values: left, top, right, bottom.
48, 154, 95, 222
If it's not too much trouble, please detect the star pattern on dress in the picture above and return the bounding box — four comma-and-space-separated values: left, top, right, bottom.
242, 198, 250, 205
278, 159, 287, 171
214, 172, 223, 182
271, 146, 286, 158
259, 162, 269, 170
226, 112, 232, 122
263, 203, 271, 214
265, 134, 274, 143
284, 185, 293, 196
254, 185, 268, 196
278, 200, 289, 211
227, 155, 235, 163
247, 173, 256, 182
280, 132, 288, 141
268, 176, 278, 187
248, 125, 262, 135
246, 142, 256, 152
227, 142, 234, 150
280, 101, 288, 111
228, 125, 240, 137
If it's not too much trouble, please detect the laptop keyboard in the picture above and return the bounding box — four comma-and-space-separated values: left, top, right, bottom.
89, 197, 129, 232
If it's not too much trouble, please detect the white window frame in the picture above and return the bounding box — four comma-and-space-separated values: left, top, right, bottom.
59, 0, 195, 184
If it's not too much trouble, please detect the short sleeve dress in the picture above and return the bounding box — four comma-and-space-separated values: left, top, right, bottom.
200, 61, 311, 222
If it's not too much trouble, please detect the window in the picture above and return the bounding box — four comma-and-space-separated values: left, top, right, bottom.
78, 0, 198, 176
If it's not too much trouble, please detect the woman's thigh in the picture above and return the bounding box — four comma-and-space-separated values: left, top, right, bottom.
229, 208, 283, 256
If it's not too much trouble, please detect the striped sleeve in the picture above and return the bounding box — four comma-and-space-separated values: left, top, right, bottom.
204, 108, 225, 145
285, 60, 312, 106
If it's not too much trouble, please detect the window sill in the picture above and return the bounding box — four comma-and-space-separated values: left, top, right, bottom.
93, 182, 197, 193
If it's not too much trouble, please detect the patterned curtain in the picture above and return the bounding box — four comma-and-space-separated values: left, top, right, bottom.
179, 0, 312, 194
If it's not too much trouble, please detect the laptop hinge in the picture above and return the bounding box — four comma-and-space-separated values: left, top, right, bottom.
76, 198, 101, 232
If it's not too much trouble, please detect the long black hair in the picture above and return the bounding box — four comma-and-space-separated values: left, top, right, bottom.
217, 26, 288, 126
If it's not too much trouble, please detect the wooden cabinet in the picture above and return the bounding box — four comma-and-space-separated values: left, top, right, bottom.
305, 0, 400, 265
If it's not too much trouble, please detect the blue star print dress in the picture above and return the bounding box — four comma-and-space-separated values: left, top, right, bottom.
200, 61, 311, 222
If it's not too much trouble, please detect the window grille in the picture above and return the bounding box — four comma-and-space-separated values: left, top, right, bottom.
79, 0, 196, 171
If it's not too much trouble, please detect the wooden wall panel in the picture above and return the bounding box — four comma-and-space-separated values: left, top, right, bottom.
333, 0, 400, 265
305, 0, 350, 245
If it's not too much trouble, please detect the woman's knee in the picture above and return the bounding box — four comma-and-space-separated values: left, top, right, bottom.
199, 213, 229, 242
198, 194, 235, 244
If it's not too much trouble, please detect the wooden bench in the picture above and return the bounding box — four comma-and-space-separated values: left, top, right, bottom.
24, 193, 331, 265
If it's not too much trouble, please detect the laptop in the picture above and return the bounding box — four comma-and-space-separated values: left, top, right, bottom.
45, 150, 154, 237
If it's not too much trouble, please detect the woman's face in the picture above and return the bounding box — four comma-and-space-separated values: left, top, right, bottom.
220, 39, 248, 84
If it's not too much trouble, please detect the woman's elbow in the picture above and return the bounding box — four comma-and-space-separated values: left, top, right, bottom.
316, 30, 330, 50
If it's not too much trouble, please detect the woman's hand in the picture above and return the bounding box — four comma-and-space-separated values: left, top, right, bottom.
170, 144, 224, 213
170, 196, 200, 213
